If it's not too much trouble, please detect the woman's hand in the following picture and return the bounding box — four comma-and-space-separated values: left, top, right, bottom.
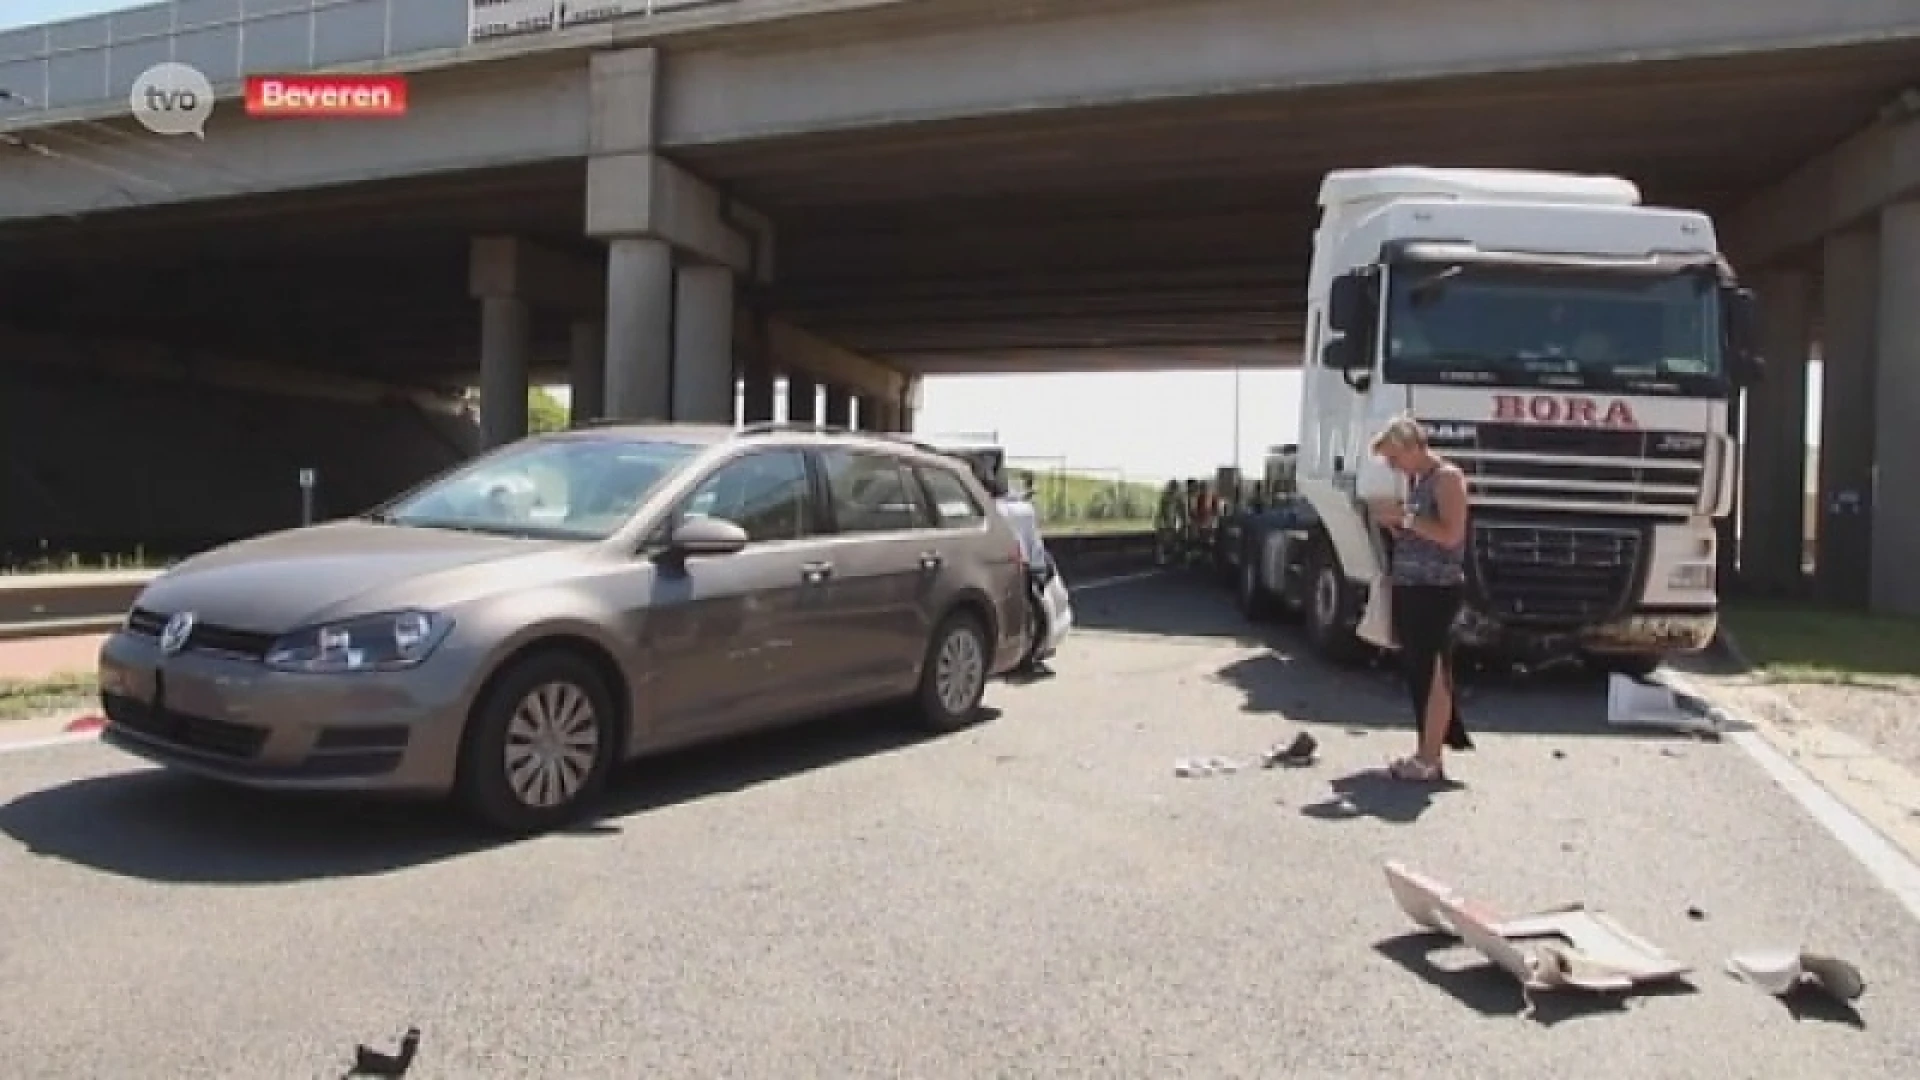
1374, 502, 1406, 530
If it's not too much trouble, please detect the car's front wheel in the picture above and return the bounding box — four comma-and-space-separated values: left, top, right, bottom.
459, 650, 617, 834
915, 611, 990, 731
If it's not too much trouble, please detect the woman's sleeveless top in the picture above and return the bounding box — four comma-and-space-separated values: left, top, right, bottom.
1390, 467, 1467, 586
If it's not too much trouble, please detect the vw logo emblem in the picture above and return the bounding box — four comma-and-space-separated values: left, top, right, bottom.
159, 611, 197, 656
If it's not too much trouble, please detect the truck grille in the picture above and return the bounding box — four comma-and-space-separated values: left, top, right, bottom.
1425, 422, 1706, 515
1469, 522, 1644, 625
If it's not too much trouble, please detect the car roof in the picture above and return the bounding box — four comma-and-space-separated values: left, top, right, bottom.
539, 421, 967, 466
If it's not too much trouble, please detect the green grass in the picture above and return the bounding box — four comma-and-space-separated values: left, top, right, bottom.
1041, 518, 1156, 537
1720, 599, 1920, 686
0, 673, 98, 723
1015, 471, 1162, 530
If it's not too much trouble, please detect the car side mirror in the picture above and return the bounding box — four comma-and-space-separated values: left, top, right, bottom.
1722, 286, 1763, 387
657, 515, 748, 566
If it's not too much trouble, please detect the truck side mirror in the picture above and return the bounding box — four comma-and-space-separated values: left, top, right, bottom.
1723, 286, 1763, 387
1327, 270, 1372, 339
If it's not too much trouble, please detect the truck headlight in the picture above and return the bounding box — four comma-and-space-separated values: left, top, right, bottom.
1667, 563, 1715, 592
264, 610, 451, 674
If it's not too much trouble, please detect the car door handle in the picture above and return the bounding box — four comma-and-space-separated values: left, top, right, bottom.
801, 561, 834, 583
918, 552, 944, 571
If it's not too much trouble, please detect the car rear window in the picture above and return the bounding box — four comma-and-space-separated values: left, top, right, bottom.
915, 464, 986, 528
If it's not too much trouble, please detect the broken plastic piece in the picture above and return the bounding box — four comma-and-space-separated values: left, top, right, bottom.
1606, 675, 1726, 735
1384, 861, 1690, 992
1727, 949, 1866, 1002
1173, 756, 1243, 777
344, 1026, 420, 1079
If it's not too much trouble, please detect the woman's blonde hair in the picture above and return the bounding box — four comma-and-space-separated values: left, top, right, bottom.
1370, 414, 1429, 455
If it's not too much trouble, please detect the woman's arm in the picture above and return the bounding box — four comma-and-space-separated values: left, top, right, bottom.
1406, 467, 1469, 551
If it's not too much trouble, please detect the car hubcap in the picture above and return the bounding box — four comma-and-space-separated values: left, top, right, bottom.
504, 681, 600, 809
935, 628, 985, 714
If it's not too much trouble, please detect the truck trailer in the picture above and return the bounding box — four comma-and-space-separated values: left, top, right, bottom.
1233, 167, 1760, 674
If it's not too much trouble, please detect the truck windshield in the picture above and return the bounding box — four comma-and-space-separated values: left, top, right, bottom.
1382, 262, 1724, 395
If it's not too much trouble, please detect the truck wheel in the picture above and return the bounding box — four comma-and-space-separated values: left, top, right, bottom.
1304, 539, 1366, 665
1237, 542, 1275, 622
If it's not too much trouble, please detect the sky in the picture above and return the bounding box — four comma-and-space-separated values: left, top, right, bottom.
7, 0, 1827, 481
1, 1, 140, 31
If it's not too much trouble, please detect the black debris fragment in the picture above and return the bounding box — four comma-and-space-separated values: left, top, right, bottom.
1263, 732, 1319, 769
343, 1027, 420, 1079
1687, 907, 1707, 921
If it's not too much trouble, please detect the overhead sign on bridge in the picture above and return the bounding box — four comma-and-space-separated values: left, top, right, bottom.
469, 0, 713, 42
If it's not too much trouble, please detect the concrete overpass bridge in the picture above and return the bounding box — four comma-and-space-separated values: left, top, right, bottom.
2, 0, 1919, 611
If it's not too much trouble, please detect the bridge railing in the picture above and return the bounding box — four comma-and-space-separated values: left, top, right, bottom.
0, 0, 723, 122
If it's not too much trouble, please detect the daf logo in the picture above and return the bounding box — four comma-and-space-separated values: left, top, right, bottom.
159, 611, 197, 656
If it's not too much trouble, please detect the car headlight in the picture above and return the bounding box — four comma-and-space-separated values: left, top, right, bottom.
1667, 563, 1714, 592
264, 611, 451, 674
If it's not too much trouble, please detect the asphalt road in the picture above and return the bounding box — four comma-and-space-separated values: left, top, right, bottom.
1, 572, 1916, 1078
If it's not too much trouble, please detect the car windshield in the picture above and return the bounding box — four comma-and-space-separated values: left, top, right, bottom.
375, 436, 702, 540
1382, 262, 1725, 396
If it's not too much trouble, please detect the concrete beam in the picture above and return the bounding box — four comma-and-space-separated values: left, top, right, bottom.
761, 317, 907, 402
0, 59, 591, 223
1728, 112, 1920, 265
662, 0, 1920, 145
469, 235, 604, 313
0, 327, 464, 413
586, 152, 755, 272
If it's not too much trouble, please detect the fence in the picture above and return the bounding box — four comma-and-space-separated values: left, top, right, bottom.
1004, 457, 1159, 532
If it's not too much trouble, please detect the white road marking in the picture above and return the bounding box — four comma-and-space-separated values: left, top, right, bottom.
1662, 670, 1920, 925
1068, 569, 1164, 592
1727, 727, 1920, 924
0, 730, 100, 756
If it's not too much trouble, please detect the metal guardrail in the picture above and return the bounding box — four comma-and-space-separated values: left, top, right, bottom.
0, 570, 156, 642
0, 530, 1154, 643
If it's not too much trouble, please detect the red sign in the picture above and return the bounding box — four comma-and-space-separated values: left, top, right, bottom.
244, 75, 408, 118
1492, 394, 1639, 429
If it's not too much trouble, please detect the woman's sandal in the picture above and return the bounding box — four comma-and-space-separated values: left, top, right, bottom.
1388, 756, 1446, 782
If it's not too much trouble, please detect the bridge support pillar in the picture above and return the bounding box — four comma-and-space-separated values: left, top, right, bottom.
1871, 200, 1920, 615
854, 393, 880, 431
822, 384, 852, 428
1739, 267, 1812, 595
786, 373, 817, 423
468, 237, 535, 449
672, 263, 737, 424
603, 235, 675, 421
568, 319, 605, 427
1815, 226, 1880, 608
739, 319, 776, 424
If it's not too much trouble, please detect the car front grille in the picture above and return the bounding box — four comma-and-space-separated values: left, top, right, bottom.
102, 692, 269, 759
126, 608, 276, 661
1469, 521, 1644, 625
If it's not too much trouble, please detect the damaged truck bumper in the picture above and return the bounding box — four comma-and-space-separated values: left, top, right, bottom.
1454, 608, 1717, 658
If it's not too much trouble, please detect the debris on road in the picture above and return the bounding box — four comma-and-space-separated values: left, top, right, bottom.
1175, 732, 1319, 776
1727, 949, 1867, 1002
1606, 675, 1732, 737
343, 1026, 419, 1078
1263, 732, 1318, 768
1384, 861, 1691, 993
1173, 756, 1243, 777
1687, 906, 1707, 921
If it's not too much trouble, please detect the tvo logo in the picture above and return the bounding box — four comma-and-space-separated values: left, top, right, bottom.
129, 62, 215, 137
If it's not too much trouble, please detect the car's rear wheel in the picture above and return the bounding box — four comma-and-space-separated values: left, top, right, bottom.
915, 611, 990, 731
459, 651, 616, 834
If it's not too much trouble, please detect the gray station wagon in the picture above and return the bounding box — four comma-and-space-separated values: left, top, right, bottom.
98, 423, 1034, 832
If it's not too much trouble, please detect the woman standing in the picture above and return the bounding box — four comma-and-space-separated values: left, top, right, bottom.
1371, 415, 1475, 781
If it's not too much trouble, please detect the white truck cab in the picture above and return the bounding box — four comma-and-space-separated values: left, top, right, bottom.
1245, 167, 1761, 671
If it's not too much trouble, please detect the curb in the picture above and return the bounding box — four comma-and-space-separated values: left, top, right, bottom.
1661, 665, 1920, 902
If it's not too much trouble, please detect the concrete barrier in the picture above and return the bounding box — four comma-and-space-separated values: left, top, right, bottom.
0, 570, 157, 640
0, 530, 1155, 641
